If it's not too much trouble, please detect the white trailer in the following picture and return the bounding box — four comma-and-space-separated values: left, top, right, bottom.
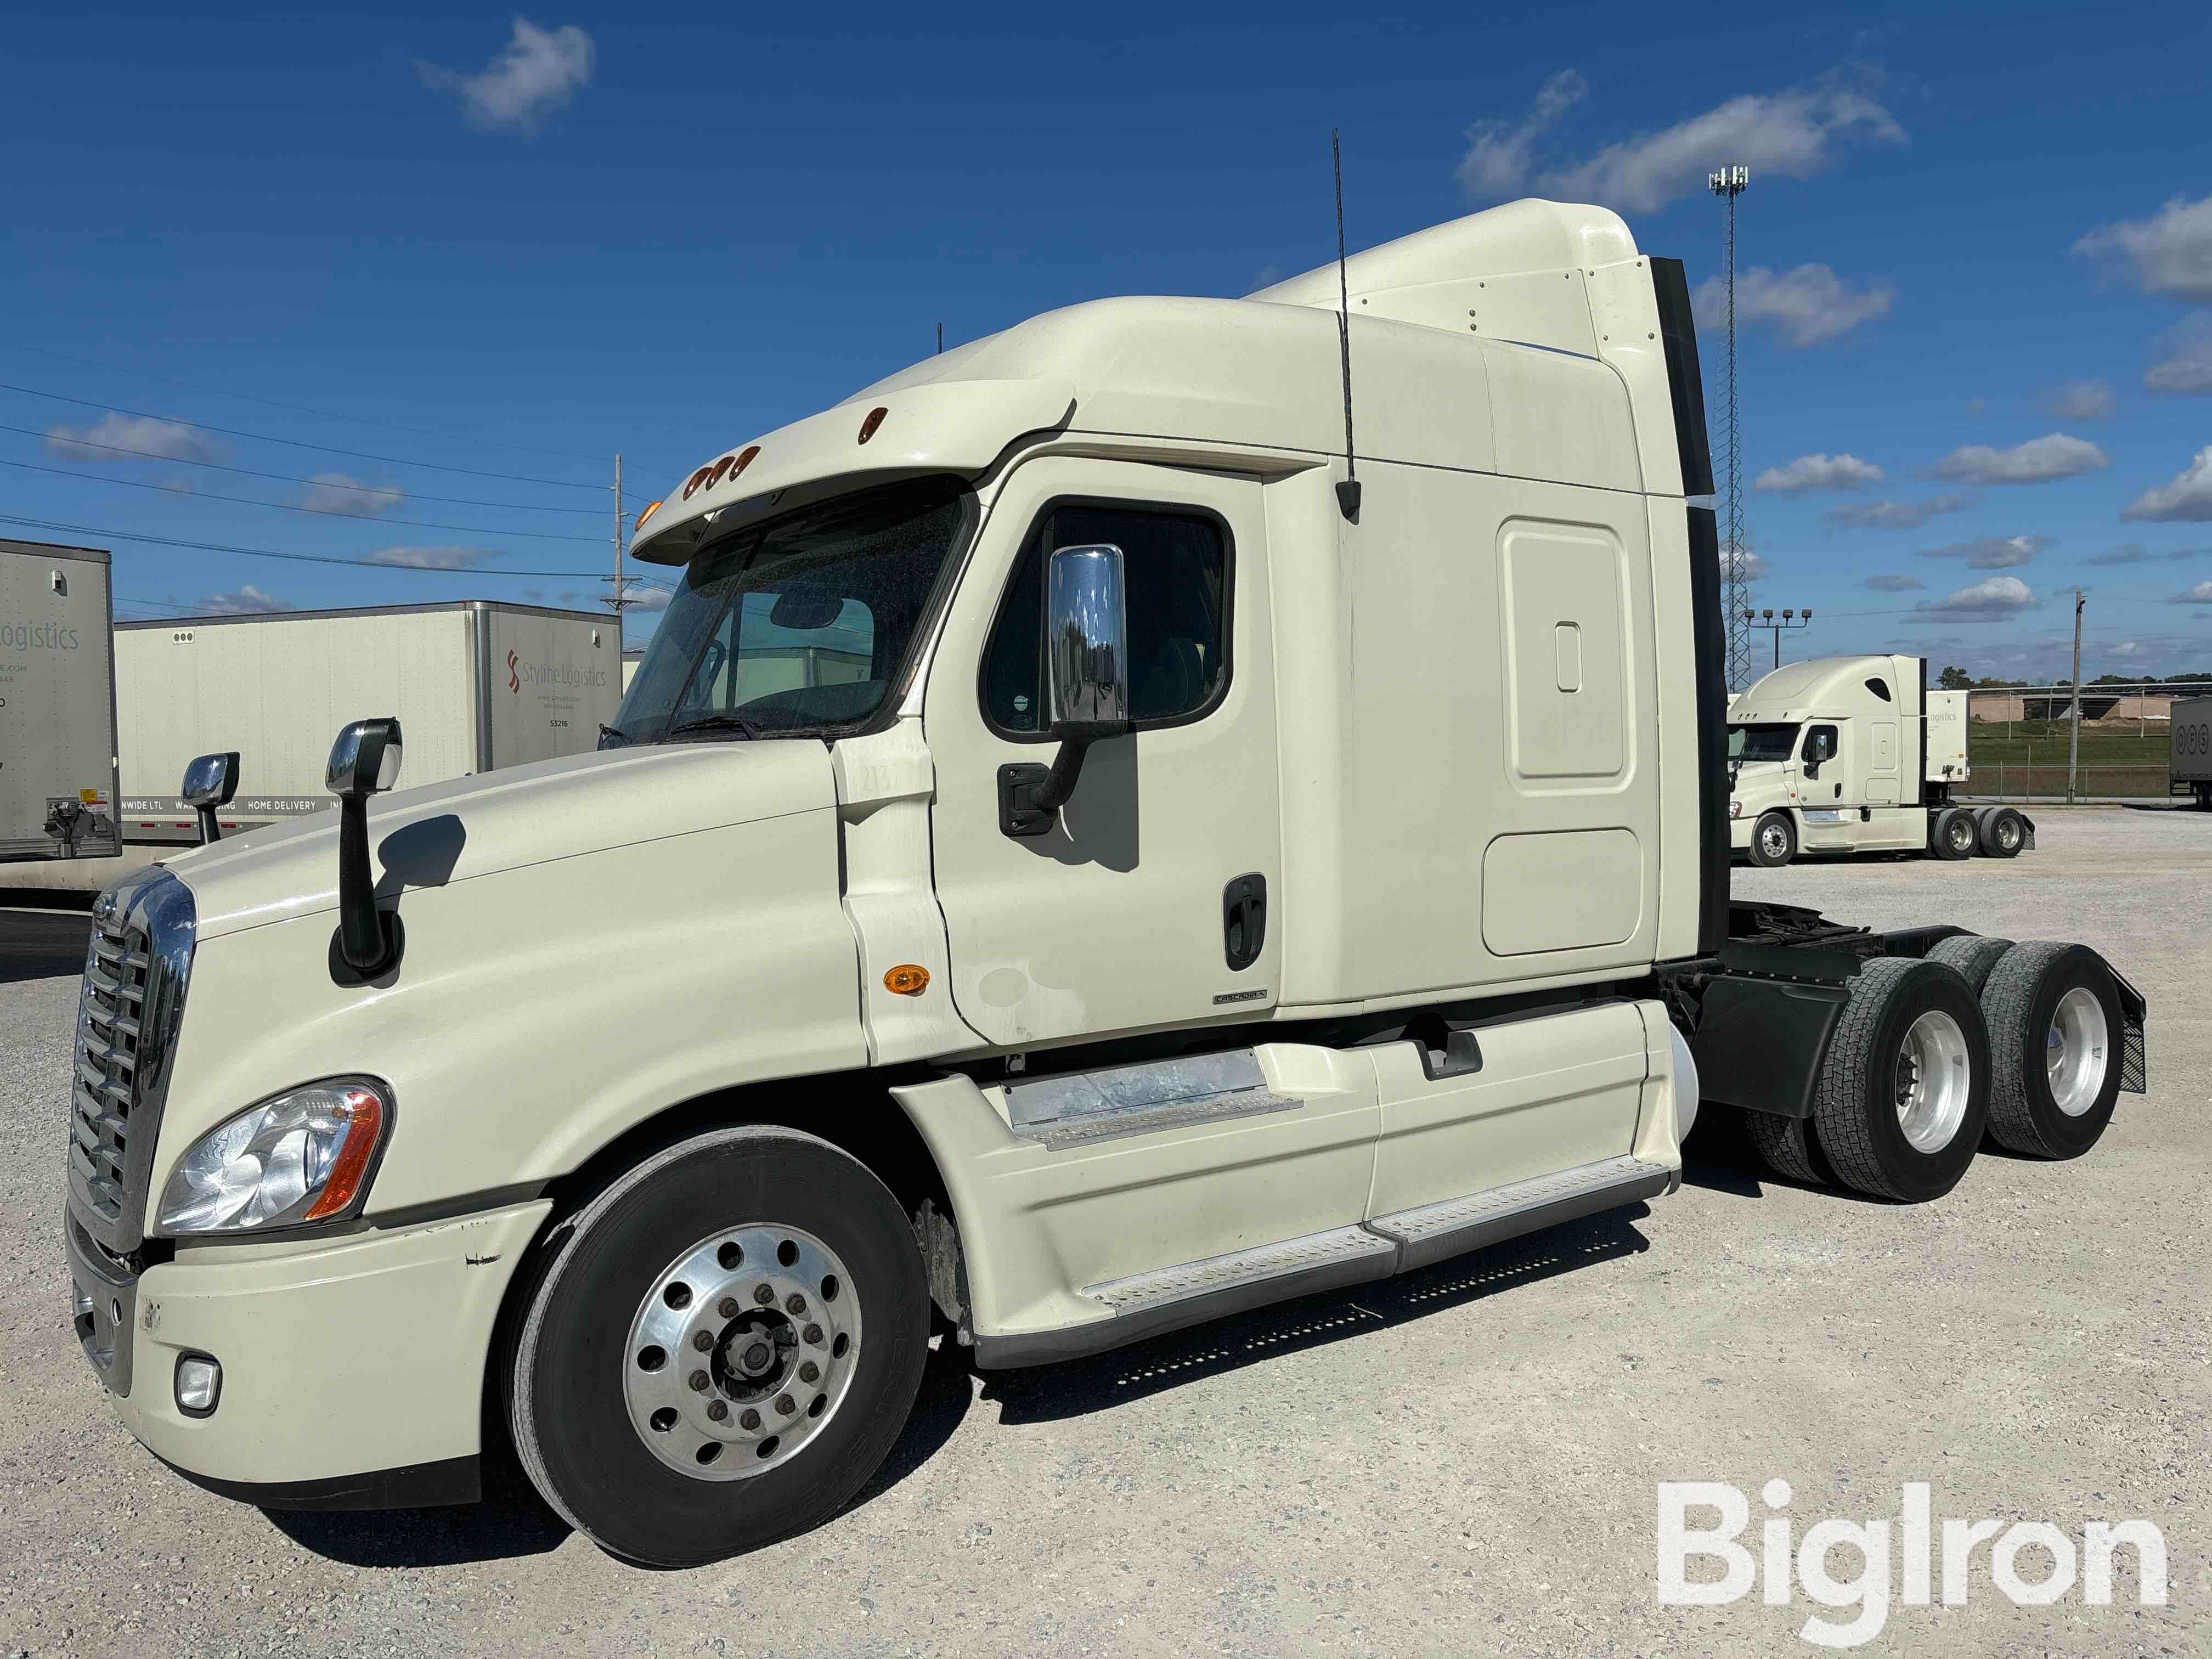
115, 601, 619, 843
1728, 654, 2028, 866
1, 539, 120, 862
2173, 694, 2212, 810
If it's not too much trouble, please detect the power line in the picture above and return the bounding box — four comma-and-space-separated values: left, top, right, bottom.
0, 419, 604, 513
12, 342, 627, 466
0, 512, 624, 578
0, 455, 608, 542
0, 380, 608, 491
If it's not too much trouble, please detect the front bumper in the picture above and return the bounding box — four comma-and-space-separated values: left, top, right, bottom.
68, 1199, 549, 1504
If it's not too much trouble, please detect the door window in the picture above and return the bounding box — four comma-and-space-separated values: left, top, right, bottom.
1802, 724, 1838, 765
981, 502, 1229, 736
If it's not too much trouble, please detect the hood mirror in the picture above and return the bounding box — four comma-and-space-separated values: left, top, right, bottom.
327, 718, 404, 980
180, 751, 240, 845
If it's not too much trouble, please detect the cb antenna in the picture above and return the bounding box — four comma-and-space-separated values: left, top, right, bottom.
1332, 128, 1360, 522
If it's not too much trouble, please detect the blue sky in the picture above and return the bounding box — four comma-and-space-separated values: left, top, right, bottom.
5, 4, 2210, 676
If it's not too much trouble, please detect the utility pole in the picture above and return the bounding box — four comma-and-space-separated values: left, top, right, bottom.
2067, 588, 2085, 804
603, 453, 630, 645
1709, 164, 1753, 690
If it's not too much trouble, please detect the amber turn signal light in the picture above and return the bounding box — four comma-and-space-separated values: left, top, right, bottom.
857, 407, 887, 444
883, 964, 929, 996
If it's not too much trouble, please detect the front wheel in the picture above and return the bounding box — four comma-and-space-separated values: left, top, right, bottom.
1812, 957, 1990, 1202
508, 1126, 929, 1566
1748, 811, 1797, 868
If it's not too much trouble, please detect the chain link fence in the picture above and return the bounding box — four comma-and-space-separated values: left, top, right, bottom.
1958, 763, 2177, 803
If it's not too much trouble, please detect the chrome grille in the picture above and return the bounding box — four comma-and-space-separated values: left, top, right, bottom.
66, 867, 194, 1255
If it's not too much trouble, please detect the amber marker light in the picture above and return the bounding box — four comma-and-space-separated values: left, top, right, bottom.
729, 444, 761, 477
884, 964, 930, 996
300, 1085, 387, 1221
857, 407, 888, 444
635, 500, 663, 532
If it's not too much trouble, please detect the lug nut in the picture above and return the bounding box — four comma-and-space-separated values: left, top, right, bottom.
718, 1296, 740, 1318
687, 1369, 710, 1392
740, 1408, 761, 1431
803, 1323, 824, 1345
799, 1360, 820, 1383
692, 1330, 714, 1352
775, 1393, 795, 1416
706, 1399, 729, 1422
785, 1294, 807, 1316
754, 1284, 775, 1305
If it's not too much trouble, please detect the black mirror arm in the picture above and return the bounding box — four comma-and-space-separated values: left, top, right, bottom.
1029, 719, 1130, 814
335, 795, 393, 975
194, 805, 222, 846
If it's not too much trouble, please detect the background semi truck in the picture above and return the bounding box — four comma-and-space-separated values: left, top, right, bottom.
1, 538, 120, 863
114, 600, 620, 842
2173, 694, 2212, 809
64, 200, 2146, 1569
1727, 652, 2028, 866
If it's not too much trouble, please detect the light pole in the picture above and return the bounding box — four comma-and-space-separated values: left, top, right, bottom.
1742, 606, 1812, 672
1710, 164, 1753, 690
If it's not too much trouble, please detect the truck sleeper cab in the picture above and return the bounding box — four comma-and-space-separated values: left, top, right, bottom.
64, 201, 2147, 1568
1727, 653, 2033, 866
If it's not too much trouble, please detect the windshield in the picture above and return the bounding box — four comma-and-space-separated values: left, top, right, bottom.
1730, 723, 1800, 763
610, 477, 970, 746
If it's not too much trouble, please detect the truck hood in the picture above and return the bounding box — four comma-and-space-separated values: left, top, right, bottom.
160, 741, 838, 941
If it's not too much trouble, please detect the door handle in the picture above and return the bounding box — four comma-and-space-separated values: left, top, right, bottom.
1223, 873, 1266, 971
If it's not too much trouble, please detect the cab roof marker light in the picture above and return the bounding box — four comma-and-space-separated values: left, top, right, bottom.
634, 500, 662, 533
857, 407, 888, 444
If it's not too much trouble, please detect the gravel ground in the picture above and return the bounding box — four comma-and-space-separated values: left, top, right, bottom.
2, 808, 2205, 1657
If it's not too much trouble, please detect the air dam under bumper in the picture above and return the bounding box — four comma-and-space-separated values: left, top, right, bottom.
89, 1199, 549, 1505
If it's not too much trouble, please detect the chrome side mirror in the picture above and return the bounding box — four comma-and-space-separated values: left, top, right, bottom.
326, 719, 404, 979
180, 751, 239, 845
327, 718, 404, 801
1045, 544, 1130, 737
1000, 545, 1135, 838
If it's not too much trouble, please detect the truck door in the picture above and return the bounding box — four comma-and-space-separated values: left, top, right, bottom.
926, 458, 1282, 1047
1865, 717, 1900, 804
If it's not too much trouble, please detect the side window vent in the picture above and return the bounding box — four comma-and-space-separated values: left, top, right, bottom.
1865, 678, 1892, 702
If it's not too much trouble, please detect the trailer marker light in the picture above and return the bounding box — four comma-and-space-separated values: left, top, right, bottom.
857, 407, 887, 444
884, 964, 929, 996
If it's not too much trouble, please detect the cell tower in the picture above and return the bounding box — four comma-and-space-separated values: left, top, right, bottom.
1709, 164, 1754, 690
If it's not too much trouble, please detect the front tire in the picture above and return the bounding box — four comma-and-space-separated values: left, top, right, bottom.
1979, 942, 2124, 1159
1812, 957, 1990, 1202
1748, 811, 1797, 868
509, 1126, 929, 1566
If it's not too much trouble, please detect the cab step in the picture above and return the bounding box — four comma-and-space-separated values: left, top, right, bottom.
1367, 1154, 1673, 1272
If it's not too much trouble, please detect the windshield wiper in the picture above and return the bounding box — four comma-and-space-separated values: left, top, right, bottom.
663, 712, 763, 743
598, 722, 629, 749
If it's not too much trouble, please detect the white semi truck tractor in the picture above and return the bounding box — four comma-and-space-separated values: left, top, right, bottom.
63, 201, 2147, 1566
1728, 653, 2030, 866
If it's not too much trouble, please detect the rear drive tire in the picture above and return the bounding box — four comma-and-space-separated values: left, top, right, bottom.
508, 1126, 929, 1567
1979, 941, 2124, 1159
1931, 806, 1978, 860
1926, 934, 2015, 996
1812, 957, 1990, 1202
1748, 811, 1797, 868
1977, 806, 2027, 858
1746, 1110, 1823, 1185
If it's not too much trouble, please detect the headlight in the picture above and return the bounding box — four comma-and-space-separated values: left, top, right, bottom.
157, 1077, 391, 1234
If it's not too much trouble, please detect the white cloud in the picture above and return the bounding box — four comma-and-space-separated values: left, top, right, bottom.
1753, 452, 1883, 494
1457, 70, 1588, 198
1694, 264, 1894, 348
2040, 380, 2115, 420
1534, 82, 1904, 213
1864, 573, 1925, 591
1922, 432, 2108, 486
199, 585, 291, 616
298, 472, 405, 516
1909, 575, 2039, 624
1918, 534, 2053, 569
2087, 543, 2201, 566
2074, 193, 2212, 302
1719, 541, 1768, 582
615, 582, 672, 612
364, 545, 496, 568
418, 19, 595, 134
2145, 314, 2212, 395
2123, 448, 2212, 523
2112, 640, 2141, 656
2172, 580, 2212, 605
1821, 493, 1973, 531
44, 412, 225, 465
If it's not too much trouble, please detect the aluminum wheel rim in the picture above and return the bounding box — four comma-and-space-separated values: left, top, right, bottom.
1895, 1009, 1972, 1153
1759, 821, 1789, 860
1948, 817, 1975, 853
2046, 986, 2109, 1117
1996, 816, 2021, 851
623, 1223, 861, 1481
